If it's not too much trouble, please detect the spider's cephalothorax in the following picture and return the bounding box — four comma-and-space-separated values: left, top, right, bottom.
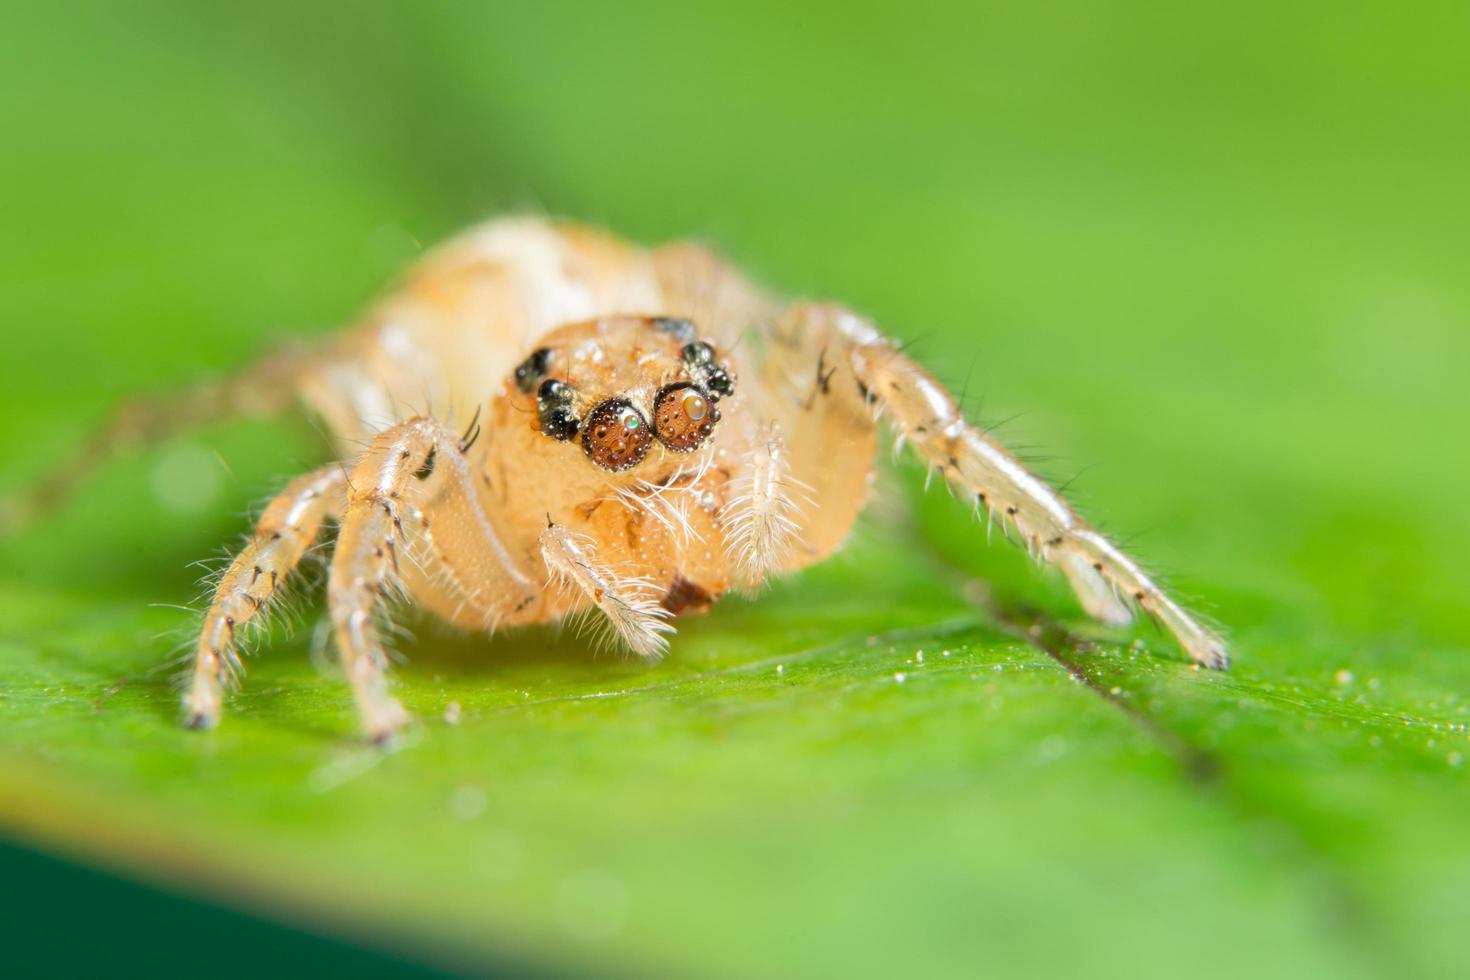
510, 317, 732, 472
6, 217, 1228, 742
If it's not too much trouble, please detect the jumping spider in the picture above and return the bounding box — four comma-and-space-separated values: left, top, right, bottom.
4, 218, 1228, 742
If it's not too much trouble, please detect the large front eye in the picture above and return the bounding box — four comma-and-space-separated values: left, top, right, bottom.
582, 399, 652, 470
653, 383, 719, 452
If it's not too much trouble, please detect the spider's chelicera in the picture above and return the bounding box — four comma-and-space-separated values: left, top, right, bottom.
2, 217, 1229, 743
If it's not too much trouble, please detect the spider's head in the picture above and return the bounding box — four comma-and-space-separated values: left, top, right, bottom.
502, 316, 736, 476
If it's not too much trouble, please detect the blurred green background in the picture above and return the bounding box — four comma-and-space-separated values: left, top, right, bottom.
2, 2, 1468, 977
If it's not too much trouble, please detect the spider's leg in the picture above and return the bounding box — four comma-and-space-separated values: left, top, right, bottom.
185, 465, 347, 728
1, 346, 312, 535
539, 522, 674, 656
718, 423, 809, 586
327, 417, 534, 743
821, 304, 1228, 669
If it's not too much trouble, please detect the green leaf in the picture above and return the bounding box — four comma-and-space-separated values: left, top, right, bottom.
2, 3, 1469, 978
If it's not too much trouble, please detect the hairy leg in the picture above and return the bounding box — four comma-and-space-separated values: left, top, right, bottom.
328, 417, 530, 742
823, 304, 1228, 669
185, 465, 347, 728
718, 423, 810, 585
1, 346, 312, 534
539, 521, 674, 655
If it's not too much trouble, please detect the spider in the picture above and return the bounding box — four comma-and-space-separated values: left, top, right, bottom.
4, 217, 1227, 742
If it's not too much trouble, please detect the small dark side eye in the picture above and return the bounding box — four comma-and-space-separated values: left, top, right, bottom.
536, 378, 579, 440
681, 342, 735, 401
681, 341, 715, 365
515, 348, 553, 393
653, 317, 697, 341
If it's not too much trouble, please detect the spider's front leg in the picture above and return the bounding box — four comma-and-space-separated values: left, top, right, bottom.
185, 464, 347, 727
327, 416, 537, 743
819, 305, 1228, 669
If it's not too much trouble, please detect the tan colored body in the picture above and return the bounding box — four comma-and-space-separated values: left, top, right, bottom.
2, 217, 1227, 741
300, 219, 875, 633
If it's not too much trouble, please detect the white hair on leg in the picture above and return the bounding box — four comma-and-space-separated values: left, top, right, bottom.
1057, 549, 1134, 627
183, 464, 346, 728
539, 523, 674, 657
836, 313, 1228, 670
720, 423, 813, 586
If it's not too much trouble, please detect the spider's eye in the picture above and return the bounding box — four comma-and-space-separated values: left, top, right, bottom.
582, 399, 652, 470
536, 378, 579, 441
653, 317, 697, 341
653, 383, 719, 452
704, 365, 735, 401
680, 341, 735, 401
515, 347, 553, 393
681, 341, 714, 366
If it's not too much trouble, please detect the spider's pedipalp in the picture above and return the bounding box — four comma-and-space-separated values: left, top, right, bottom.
539, 522, 674, 657
719, 424, 811, 586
